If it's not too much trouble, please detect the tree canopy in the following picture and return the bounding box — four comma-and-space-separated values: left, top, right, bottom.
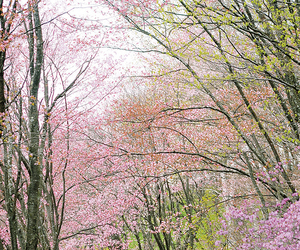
0, 0, 299, 249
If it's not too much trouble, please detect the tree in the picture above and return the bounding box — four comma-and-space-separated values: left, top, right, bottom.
96, 0, 300, 247
102, 0, 300, 203
0, 0, 124, 248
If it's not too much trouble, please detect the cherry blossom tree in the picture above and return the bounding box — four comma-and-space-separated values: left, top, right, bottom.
0, 0, 126, 249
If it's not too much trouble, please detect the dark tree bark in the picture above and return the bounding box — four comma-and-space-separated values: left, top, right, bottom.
0, 1, 22, 250
25, 2, 44, 249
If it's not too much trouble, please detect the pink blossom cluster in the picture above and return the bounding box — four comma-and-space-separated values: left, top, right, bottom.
218, 201, 300, 249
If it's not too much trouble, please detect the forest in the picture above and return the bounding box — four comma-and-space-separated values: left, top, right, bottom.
0, 0, 299, 249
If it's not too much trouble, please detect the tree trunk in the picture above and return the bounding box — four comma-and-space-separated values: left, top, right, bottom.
26, 3, 43, 249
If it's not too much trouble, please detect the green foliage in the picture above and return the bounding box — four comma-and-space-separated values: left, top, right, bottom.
124, 186, 227, 249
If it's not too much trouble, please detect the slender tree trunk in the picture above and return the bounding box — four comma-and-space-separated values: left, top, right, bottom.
0, 52, 5, 117
26, 3, 43, 249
